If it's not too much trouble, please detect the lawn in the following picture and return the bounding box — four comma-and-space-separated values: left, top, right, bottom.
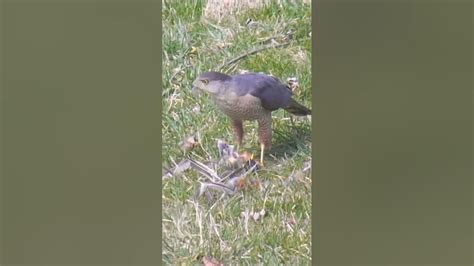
162, 0, 312, 264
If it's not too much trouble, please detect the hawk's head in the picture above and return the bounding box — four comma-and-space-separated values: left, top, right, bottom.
192, 71, 232, 95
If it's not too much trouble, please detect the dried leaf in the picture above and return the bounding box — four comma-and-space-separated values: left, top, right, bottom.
235, 178, 247, 189
188, 46, 198, 55
180, 135, 199, 152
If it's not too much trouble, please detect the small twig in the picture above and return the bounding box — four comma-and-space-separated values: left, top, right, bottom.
218, 41, 291, 71
257, 34, 283, 45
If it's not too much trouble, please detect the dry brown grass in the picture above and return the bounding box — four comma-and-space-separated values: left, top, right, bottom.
204, 0, 311, 22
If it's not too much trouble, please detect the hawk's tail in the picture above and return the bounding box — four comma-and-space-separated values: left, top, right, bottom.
284, 98, 311, 116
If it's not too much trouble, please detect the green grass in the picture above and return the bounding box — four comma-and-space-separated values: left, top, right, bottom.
162, 1, 312, 264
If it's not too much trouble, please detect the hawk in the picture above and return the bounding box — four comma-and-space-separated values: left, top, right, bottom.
192, 71, 311, 165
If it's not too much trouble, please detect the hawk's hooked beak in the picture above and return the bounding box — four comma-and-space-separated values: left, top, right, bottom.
191, 86, 202, 96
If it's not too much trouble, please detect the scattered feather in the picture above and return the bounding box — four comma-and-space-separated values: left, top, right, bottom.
241, 208, 267, 223
287, 77, 300, 94
162, 159, 191, 179
188, 158, 221, 182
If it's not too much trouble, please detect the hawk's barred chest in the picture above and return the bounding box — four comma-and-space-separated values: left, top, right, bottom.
212, 91, 270, 121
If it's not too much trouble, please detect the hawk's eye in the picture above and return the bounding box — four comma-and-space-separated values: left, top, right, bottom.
201, 79, 209, 85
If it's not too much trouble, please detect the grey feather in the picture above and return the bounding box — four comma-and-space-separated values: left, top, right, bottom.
197, 71, 232, 82
230, 73, 292, 111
